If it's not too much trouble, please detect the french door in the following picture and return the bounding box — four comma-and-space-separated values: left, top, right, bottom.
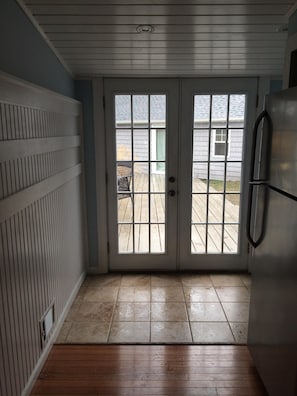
104, 78, 257, 271
105, 79, 179, 270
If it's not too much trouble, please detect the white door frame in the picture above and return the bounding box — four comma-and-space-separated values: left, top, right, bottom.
104, 78, 179, 271
97, 77, 257, 272
178, 78, 257, 270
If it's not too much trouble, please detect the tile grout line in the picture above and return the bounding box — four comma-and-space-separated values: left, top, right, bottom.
106, 276, 122, 344
63, 283, 85, 343
149, 275, 152, 343
181, 277, 195, 343
211, 276, 236, 344
64, 322, 73, 342
60, 321, 73, 343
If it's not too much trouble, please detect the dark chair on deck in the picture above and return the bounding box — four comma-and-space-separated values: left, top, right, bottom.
117, 161, 133, 200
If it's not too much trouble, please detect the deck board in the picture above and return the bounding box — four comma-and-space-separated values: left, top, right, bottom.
118, 174, 240, 254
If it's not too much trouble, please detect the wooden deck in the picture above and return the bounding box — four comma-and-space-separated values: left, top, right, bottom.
118, 174, 240, 254
30, 345, 267, 396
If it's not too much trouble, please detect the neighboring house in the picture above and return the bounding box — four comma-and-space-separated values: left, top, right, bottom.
115, 94, 245, 181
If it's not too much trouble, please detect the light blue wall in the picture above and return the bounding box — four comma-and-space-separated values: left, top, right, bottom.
75, 80, 99, 268
0, 0, 99, 268
0, 0, 74, 97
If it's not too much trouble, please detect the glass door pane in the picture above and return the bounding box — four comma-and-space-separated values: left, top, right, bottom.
191, 94, 246, 254
115, 94, 166, 254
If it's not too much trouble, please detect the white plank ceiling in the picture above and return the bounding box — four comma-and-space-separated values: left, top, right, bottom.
22, 0, 295, 77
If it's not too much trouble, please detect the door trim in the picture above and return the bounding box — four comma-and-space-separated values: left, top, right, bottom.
95, 77, 258, 272
93, 78, 108, 273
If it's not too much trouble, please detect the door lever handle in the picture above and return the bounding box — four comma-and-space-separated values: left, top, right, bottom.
168, 190, 176, 197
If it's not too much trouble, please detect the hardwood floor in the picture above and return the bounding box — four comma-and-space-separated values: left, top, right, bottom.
30, 345, 267, 396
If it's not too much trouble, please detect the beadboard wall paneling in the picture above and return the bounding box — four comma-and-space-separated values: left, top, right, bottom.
0, 72, 86, 396
0, 147, 80, 200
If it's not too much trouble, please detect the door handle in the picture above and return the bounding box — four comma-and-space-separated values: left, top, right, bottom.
168, 190, 176, 197
249, 110, 272, 184
246, 183, 267, 249
246, 183, 269, 248
168, 176, 175, 183
247, 109, 272, 248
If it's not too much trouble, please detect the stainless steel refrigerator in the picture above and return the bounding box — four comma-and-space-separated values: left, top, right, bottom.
247, 87, 297, 396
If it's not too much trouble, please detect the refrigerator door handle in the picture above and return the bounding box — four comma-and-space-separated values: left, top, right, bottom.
246, 182, 269, 248
249, 110, 272, 184
247, 110, 272, 248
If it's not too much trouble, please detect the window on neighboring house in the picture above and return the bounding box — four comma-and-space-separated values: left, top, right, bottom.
213, 129, 229, 157
151, 129, 166, 173
156, 129, 166, 171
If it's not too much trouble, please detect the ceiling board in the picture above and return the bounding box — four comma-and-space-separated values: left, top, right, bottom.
68, 58, 283, 64
62, 54, 284, 60
22, 0, 293, 77
47, 33, 287, 41
28, 4, 292, 15
53, 40, 286, 48
73, 67, 282, 74
24, 0, 294, 4
58, 47, 285, 54
33, 15, 288, 24
41, 24, 287, 34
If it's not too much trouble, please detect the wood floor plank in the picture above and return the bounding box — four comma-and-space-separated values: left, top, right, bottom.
117, 174, 240, 254
30, 345, 267, 396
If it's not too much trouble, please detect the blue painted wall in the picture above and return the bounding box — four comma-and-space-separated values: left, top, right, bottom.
0, 0, 74, 97
75, 80, 98, 268
0, 0, 99, 267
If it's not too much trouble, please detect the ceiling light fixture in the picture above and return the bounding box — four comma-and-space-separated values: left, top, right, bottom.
136, 24, 154, 33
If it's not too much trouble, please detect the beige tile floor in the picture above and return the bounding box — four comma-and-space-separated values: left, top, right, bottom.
56, 273, 251, 344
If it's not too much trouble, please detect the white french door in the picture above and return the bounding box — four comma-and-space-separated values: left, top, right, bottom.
104, 78, 257, 271
105, 79, 179, 270
179, 78, 257, 270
